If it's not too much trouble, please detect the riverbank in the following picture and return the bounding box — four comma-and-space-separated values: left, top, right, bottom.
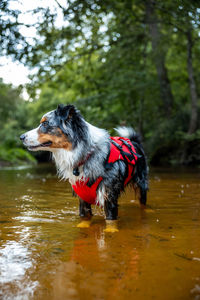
0, 147, 36, 167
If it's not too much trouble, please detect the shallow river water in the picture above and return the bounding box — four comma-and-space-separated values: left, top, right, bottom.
0, 164, 200, 300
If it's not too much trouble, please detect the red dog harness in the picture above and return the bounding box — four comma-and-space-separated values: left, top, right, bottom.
72, 137, 138, 205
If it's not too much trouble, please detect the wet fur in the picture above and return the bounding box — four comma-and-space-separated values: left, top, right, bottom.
21, 104, 148, 219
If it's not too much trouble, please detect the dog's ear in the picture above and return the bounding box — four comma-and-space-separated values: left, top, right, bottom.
56, 104, 76, 120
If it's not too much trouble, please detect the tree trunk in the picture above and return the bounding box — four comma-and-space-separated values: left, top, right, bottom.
146, 0, 174, 117
187, 29, 198, 134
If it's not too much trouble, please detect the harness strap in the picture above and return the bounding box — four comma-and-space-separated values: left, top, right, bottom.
119, 138, 141, 159
87, 177, 96, 188
110, 140, 129, 184
86, 138, 138, 188
110, 140, 130, 164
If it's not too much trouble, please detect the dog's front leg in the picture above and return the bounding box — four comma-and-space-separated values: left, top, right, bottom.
77, 198, 92, 228
104, 196, 119, 233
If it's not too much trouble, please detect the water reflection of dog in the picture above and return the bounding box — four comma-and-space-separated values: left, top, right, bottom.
51, 225, 141, 300
20, 104, 148, 232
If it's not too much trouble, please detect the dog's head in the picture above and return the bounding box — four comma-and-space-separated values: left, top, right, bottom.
20, 104, 87, 151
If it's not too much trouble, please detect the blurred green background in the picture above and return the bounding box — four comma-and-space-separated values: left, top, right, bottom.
0, 0, 199, 166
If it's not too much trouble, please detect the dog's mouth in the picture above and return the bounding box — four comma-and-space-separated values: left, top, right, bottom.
27, 141, 52, 150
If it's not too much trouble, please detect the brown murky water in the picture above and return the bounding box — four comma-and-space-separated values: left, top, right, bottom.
0, 164, 200, 300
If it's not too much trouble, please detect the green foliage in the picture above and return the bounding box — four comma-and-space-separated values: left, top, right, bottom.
0, 79, 36, 165
0, 0, 26, 59
0, 80, 28, 146
0, 146, 36, 165
0, 0, 200, 166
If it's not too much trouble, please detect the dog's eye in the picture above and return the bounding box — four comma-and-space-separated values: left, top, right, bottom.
42, 121, 48, 127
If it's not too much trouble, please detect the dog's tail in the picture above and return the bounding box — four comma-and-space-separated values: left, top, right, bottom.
115, 126, 141, 144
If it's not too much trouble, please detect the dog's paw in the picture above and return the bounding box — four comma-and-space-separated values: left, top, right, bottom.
77, 220, 91, 228
104, 220, 119, 233
104, 226, 119, 233
140, 204, 155, 213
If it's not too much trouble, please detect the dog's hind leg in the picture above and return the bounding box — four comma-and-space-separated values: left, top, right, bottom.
139, 188, 154, 213
77, 198, 92, 228
139, 188, 147, 208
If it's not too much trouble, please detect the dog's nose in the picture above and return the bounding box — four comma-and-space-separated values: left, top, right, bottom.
20, 134, 26, 141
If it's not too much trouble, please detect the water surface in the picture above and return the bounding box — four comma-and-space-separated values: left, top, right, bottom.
0, 165, 200, 300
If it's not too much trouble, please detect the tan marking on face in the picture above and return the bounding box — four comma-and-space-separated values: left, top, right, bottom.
38, 128, 72, 150
40, 116, 47, 124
